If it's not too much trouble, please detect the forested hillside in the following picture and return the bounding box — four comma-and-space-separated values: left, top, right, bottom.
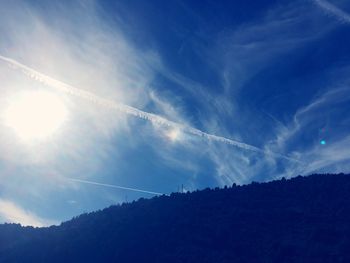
1, 173, 350, 263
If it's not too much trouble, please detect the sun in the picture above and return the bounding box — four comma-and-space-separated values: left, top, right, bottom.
3, 90, 68, 142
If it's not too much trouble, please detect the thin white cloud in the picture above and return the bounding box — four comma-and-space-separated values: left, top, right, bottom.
0, 54, 296, 162
213, 1, 331, 98
184, 1, 345, 186
0, 199, 55, 227
313, 0, 350, 23
269, 85, 350, 180
274, 86, 350, 152
67, 178, 166, 196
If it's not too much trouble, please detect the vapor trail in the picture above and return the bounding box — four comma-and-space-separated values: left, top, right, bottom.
0, 54, 298, 162
313, 0, 350, 23
68, 178, 166, 196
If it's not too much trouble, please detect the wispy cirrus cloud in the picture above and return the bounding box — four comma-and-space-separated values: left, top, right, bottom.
270, 84, 350, 179
313, 0, 350, 24
162, 0, 349, 186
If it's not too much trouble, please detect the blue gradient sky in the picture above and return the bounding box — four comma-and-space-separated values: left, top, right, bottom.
0, 0, 350, 226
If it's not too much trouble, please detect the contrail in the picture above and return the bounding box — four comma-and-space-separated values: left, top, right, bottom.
0, 54, 298, 162
68, 178, 166, 196
313, 0, 350, 24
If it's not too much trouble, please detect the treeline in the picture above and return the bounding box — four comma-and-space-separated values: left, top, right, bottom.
0, 173, 349, 262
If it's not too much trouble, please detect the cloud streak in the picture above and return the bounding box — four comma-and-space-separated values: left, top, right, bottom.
67, 178, 166, 196
0, 54, 297, 162
313, 0, 350, 23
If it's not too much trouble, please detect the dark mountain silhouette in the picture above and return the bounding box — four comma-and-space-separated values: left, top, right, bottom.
1, 173, 350, 262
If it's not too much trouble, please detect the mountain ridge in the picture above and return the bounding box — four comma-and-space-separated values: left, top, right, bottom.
1, 173, 350, 262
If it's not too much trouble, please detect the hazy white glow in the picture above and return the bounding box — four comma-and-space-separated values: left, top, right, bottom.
3, 91, 67, 141
167, 129, 181, 141
0, 199, 54, 227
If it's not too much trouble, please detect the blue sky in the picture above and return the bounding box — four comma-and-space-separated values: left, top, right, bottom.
0, 0, 350, 226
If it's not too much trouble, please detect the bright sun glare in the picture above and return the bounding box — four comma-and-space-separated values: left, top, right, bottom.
3, 90, 68, 142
